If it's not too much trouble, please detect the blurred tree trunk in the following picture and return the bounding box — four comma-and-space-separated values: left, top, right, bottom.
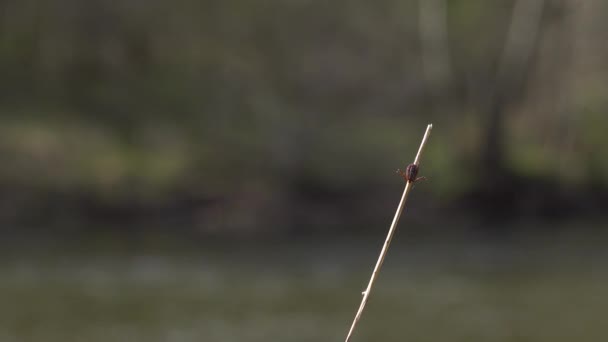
419, 0, 452, 94
481, 0, 545, 179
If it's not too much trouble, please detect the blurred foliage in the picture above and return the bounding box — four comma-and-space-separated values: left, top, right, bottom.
0, 0, 607, 230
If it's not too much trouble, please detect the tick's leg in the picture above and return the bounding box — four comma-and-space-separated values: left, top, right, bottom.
410, 176, 427, 189
396, 169, 408, 182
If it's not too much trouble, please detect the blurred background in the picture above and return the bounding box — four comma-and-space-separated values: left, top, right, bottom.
1, 0, 607, 341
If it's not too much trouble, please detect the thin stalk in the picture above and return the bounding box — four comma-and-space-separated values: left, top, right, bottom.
344, 124, 433, 342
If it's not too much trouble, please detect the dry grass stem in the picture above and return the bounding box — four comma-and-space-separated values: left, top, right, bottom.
344, 124, 433, 342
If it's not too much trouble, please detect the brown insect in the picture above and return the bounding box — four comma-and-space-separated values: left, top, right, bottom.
396, 163, 427, 183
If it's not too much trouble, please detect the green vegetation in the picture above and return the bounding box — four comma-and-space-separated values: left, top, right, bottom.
0, 0, 607, 230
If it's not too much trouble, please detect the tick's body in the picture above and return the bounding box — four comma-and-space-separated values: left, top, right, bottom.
397, 163, 426, 183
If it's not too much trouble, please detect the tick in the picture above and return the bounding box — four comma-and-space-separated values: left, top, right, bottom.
396, 163, 426, 183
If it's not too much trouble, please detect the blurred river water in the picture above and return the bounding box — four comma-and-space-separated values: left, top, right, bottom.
1, 225, 607, 342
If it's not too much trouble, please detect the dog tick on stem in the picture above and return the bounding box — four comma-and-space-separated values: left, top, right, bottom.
396, 163, 426, 183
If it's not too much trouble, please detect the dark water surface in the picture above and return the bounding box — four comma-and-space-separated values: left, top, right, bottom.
0, 228, 607, 341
